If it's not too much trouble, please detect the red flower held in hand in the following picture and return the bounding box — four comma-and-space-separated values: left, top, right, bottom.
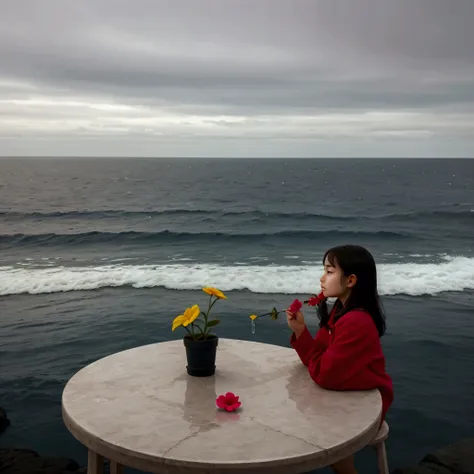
216, 392, 241, 412
289, 299, 303, 314
307, 291, 326, 307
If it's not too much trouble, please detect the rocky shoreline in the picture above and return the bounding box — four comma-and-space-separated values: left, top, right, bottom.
1, 405, 473, 473
392, 438, 474, 474
0, 407, 85, 473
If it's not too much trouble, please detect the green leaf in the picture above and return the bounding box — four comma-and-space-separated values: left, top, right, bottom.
206, 319, 220, 328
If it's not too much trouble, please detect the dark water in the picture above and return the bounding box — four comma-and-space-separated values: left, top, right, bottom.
1, 158, 473, 473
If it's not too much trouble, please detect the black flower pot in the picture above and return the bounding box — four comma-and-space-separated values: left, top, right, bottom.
183, 335, 218, 377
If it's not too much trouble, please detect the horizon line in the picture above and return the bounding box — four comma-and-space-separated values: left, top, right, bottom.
0, 156, 473, 160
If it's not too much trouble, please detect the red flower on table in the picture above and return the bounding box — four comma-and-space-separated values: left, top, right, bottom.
289, 299, 303, 314
216, 392, 241, 412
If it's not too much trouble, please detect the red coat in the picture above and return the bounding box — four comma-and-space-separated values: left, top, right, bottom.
290, 308, 393, 422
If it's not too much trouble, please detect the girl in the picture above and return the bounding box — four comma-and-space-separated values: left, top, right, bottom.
286, 245, 393, 474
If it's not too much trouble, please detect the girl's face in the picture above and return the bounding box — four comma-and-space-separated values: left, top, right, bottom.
319, 256, 355, 303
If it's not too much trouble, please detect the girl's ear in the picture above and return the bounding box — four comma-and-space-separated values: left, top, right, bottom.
347, 274, 357, 288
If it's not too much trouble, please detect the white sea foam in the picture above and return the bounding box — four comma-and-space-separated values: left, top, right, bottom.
0, 257, 473, 296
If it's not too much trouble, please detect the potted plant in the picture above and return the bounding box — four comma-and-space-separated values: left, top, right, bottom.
172, 287, 227, 377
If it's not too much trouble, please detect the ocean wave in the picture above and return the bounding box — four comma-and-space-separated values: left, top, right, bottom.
1, 208, 472, 221
0, 228, 409, 246
1, 257, 472, 296
0, 209, 215, 219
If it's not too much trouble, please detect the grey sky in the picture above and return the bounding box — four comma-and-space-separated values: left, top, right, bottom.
1, 0, 473, 157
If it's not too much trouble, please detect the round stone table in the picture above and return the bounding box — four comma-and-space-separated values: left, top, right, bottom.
62, 339, 382, 474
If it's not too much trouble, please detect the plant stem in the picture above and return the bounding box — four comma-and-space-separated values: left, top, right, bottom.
204, 294, 212, 332
184, 325, 193, 338
205, 295, 221, 336
193, 322, 206, 339
209, 297, 219, 312
255, 309, 285, 319
254, 302, 319, 321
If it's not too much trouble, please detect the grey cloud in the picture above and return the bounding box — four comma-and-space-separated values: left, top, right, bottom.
2, 1, 474, 105
2, 48, 474, 117
0, 0, 473, 156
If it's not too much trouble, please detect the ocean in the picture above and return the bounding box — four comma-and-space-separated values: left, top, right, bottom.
0, 157, 473, 474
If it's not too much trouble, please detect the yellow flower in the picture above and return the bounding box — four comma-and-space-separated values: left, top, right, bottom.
202, 287, 227, 299
249, 314, 257, 320
172, 304, 200, 331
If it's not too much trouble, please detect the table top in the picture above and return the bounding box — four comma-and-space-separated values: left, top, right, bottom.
62, 339, 382, 474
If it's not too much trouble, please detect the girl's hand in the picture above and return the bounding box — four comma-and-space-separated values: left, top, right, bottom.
286, 309, 306, 338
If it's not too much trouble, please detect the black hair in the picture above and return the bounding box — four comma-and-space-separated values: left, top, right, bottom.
317, 244, 386, 337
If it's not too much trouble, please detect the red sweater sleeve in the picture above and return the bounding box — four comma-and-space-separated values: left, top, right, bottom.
291, 311, 378, 389
290, 326, 327, 367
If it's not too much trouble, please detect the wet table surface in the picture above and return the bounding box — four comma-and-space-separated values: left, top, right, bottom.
62, 338, 382, 473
